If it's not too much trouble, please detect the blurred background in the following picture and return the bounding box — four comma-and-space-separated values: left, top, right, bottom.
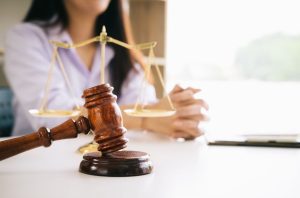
1, 0, 300, 136
166, 0, 300, 135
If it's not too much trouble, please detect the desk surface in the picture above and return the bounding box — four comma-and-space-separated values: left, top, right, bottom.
1, 131, 300, 198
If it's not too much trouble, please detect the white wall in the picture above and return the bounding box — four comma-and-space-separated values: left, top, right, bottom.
0, 0, 31, 47
0, 0, 31, 86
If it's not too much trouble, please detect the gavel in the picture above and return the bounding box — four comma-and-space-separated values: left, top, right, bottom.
0, 84, 152, 177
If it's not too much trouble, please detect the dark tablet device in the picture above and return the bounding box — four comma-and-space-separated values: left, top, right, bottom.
207, 134, 300, 148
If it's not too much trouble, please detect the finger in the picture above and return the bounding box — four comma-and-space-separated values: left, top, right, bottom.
172, 131, 194, 139
173, 119, 202, 137
171, 89, 195, 103
176, 99, 209, 111
185, 128, 205, 139
172, 128, 204, 139
171, 85, 201, 94
175, 104, 203, 117
174, 119, 198, 129
170, 84, 184, 94
186, 87, 201, 94
177, 113, 210, 122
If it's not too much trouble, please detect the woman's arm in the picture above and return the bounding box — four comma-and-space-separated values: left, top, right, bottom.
4, 24, 78, 131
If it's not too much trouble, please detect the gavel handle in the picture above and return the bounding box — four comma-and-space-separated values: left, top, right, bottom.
0, 116, 90, 161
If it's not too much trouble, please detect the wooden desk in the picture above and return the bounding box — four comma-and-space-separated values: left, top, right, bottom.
1, 131, 299, 198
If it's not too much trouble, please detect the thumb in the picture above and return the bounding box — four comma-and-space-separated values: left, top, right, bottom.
170, 84, 183, 94
186, 87, 201, 94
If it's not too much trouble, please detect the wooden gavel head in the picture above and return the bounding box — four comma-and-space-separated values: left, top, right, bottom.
82, 84, 128, 154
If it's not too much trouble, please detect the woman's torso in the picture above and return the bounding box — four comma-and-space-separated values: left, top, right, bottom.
4, 23, 156, 135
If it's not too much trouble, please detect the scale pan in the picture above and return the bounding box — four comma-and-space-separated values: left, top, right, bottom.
29, 109, 81, 118
123, 109, 176, 117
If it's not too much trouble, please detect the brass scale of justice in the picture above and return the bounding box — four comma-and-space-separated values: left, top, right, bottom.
0, 26, 176, 177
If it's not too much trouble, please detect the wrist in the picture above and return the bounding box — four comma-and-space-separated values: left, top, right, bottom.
141, 117, 151, 131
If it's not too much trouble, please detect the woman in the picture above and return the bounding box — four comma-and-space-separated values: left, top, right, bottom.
4, 0, 208, 139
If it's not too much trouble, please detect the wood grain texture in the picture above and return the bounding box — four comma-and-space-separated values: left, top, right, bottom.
0, 116, 90, 160
82, 84, 128, 154
79, 150, 153, 177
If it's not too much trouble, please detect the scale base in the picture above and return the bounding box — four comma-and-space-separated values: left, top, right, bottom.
79, 151, 153, 177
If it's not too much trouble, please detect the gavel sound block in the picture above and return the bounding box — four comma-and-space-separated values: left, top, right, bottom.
80, 84, 153, 177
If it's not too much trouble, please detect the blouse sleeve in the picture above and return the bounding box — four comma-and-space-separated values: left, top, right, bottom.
118, 64, 157, 106
4, 24, 77, 130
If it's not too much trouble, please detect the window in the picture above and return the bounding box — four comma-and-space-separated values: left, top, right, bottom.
166, 0, 300, 134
